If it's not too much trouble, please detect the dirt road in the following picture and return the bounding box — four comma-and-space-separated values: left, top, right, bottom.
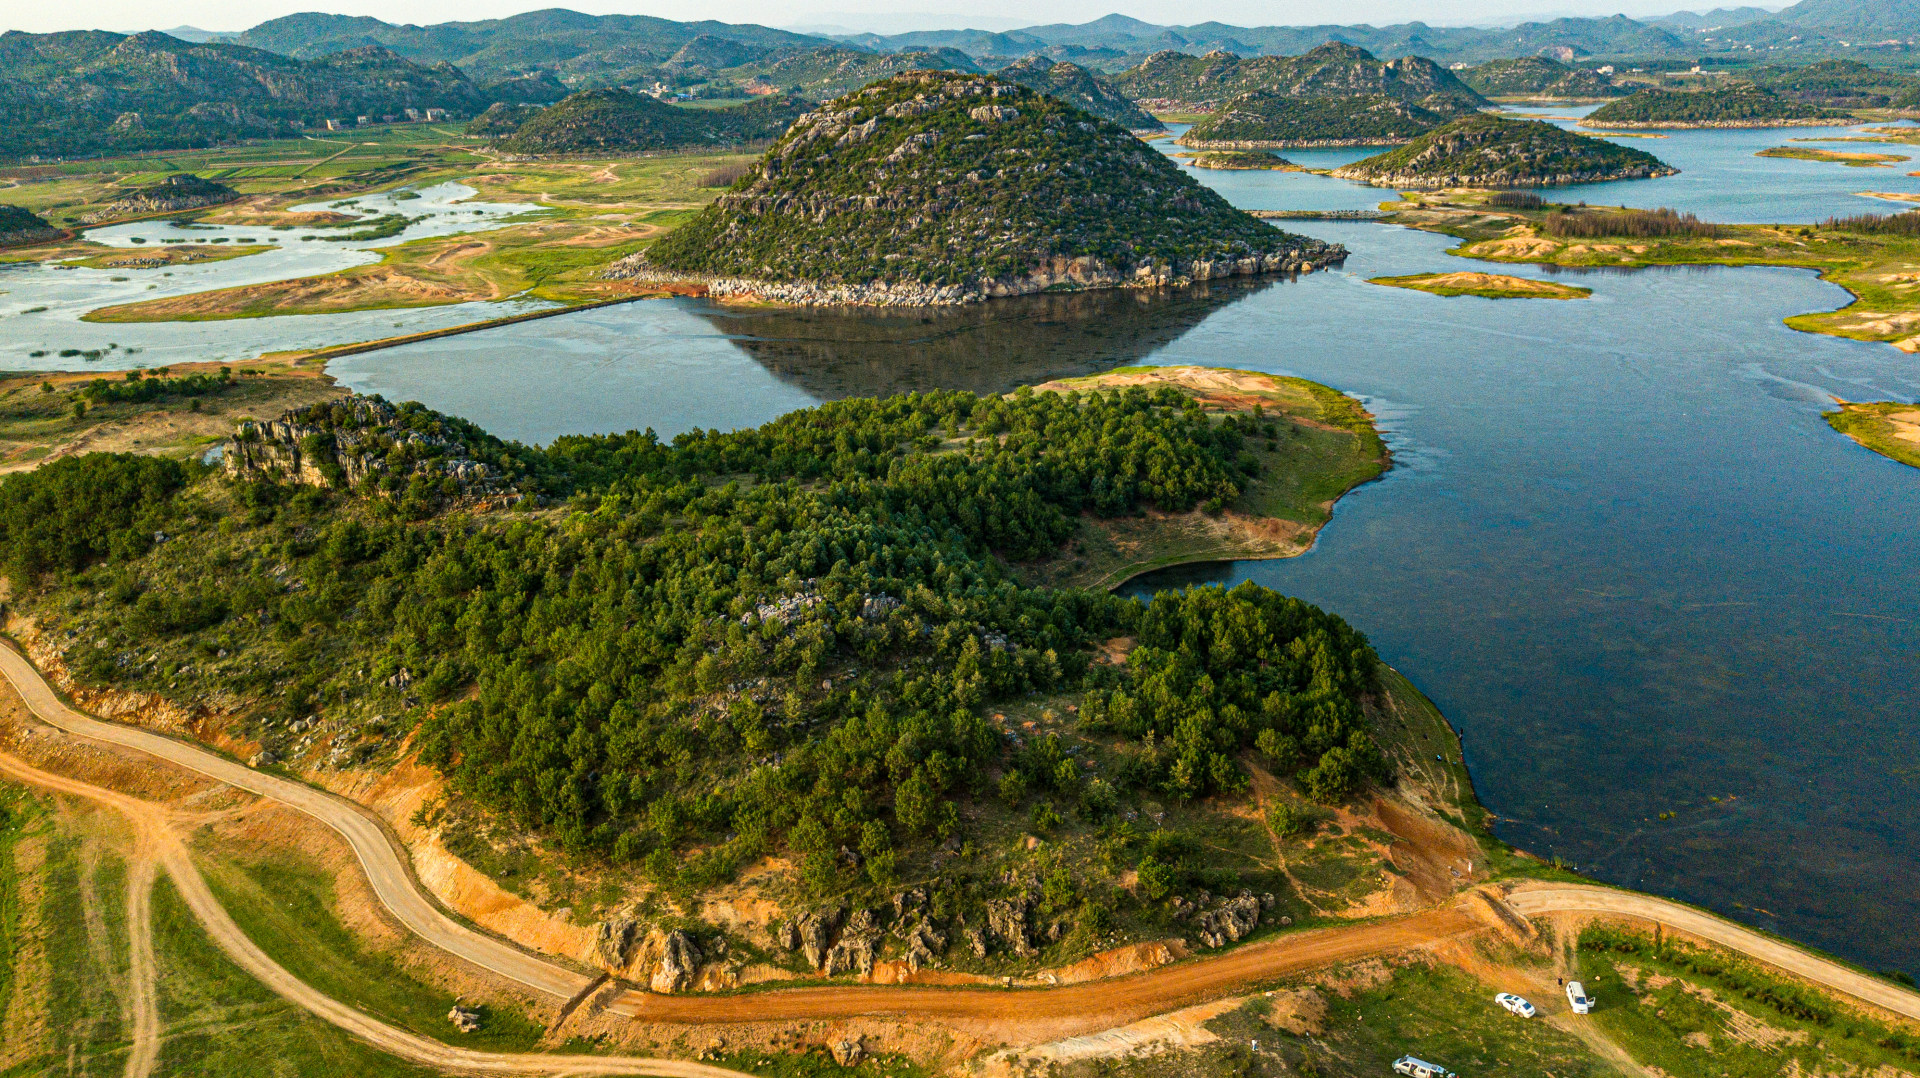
122, 852, 161, 1078
0, 643, 596, 1002
1506, 884, 1920, 1022
5, 640, 1917, 1049
0, 748, 749, 1078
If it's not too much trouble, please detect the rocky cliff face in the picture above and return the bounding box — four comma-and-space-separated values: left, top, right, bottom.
222, 395, 519, 499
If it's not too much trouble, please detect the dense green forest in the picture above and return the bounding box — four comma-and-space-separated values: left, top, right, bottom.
1583, 87, 1851, 126
643, 72, 1339, 289
995, 57, 1161, 131
2, 385, 1387, 907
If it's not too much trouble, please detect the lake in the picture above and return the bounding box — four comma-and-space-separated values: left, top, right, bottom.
15, 120, 1920, 974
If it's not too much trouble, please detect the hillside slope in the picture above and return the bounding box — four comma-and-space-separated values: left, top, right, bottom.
0, 205, 61, 246
1460, 57, 1623, 100
1111, 42, 1488, 114
629, 72, 1343, 304
1177, 91, 1449, 147
494, 90, 807, 155
996, 57, 1162, 131
0, 30, 492, 161
1333, 115, 1676, 187
1582, 87, 1853, 128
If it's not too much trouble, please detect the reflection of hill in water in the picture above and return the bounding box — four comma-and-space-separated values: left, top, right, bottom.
689, 278, 1276, 400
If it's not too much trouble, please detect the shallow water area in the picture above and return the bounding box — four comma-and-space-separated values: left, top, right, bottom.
0, 182, 552, 370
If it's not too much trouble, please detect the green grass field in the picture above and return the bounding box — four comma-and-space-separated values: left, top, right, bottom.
197, 841, 548, 1052
1825, 400, 1920, 468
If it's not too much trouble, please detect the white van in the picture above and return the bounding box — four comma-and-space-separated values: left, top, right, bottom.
1393, 1057, 1455, 1078
1566, 980, 1594, 1014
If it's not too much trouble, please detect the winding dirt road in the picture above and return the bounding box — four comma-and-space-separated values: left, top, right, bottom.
0, 643, 596, 1002
5, 639, 1919, 1063
1507, 885, 1920, 1022
0, 747, 747, 1078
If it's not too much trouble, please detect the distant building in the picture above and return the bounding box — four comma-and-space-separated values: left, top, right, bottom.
357, 115, 371, 126
404, 107, 421, 121
323, 118, 346, 131
424, 108, 448, 121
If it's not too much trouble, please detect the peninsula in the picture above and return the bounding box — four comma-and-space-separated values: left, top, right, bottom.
1581, 87, 1853, 129
1332, 115, 1677, 187
1459, 56, 1623, 101
619, 72, 1345, 305
1826, 399, 1920, 468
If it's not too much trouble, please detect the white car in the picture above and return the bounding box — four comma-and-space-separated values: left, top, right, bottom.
1393, 1057, 1455, 1078
1495, 992, 1536, 1017
1567, 980, 1594, 1014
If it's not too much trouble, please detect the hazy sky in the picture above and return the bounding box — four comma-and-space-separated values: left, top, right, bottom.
0, 0, 1773, 35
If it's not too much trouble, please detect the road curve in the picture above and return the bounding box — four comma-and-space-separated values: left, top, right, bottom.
0, 642, 594, 1002
0, 748, 748, 1077
1506, 885, 1920, 1021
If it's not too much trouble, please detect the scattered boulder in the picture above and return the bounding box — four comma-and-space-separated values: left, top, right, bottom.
986, 895, 1035, 957
247, 750, 276, 768
778, 906, 845, 970
822, 908, 883, 976
1196, 892, 1263, 948
447, 1005, 482, 1032
589, 918, 639, 970
650, 929, 704, 994
831, 1036, 866, 1066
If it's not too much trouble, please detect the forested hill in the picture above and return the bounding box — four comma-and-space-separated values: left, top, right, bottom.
634, 72, 1343, 303
2, 381, 1390, 927
1582, 87, 1855, 127
1333, 114, 1677, 187
0, 30, 524, 161
1177, 92, 1450, 147
493, 90, 808, 155
1459, 57, 1624, 100
1109, 42, 1489, 113
995, 57, 1162, 131
235, 10, 822, 84
0, 205, 61, 246
723, 47, 984, 99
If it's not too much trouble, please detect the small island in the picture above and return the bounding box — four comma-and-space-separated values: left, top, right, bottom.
1175, 91, 1449, 148
493, 89, 806, 155
1369, 271, 1592, 300
1332, 115, 1677, 188
1581, 88, 1853, 129
79, 174, 239, 224
1186, 150, 1301, 170
1758, 146, 1910, 167
618, 72, 1346, 306
1826, 399, 1920, 468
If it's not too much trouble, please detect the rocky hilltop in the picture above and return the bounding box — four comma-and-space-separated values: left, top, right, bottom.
1178, 91, 1449, 148
724, 46, 983, 99
622, 72, 1344, 306
79, 175, 239, 223
1333, 115, 1677, 187
0, 205, 61, 246
1112, 42, 1488, 115
223, 396, 535, 503
996, 56, 1162, 131
1581, 87, 1852, 128
494, 89, 807, 155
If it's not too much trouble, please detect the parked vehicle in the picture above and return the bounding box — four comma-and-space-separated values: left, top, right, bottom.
1393, 1057, 1456, 1078
1567, 980, 1594, 1014
1494, 991, 1535, 1017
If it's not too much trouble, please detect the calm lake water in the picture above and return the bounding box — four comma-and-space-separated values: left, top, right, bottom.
12, 123, 1920, 973
0, 182, 552, 370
